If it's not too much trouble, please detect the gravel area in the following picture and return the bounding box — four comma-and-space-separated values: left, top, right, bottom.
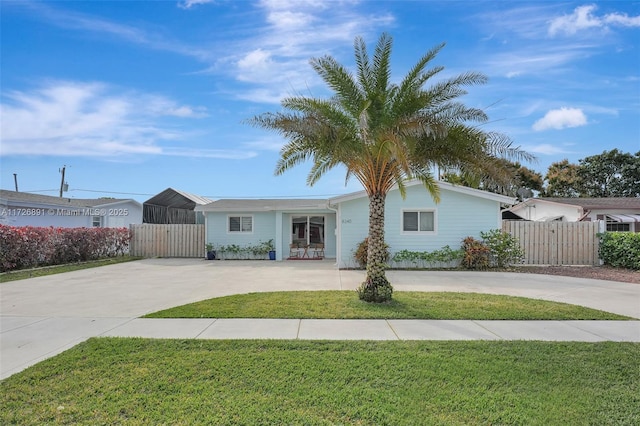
514, 266, 640, 284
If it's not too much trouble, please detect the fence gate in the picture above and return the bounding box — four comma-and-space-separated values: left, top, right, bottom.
502, 221, 603, 265
129, 224, 205, 258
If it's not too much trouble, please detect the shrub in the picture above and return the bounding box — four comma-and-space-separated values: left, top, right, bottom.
357, 275, 393, 302
354, 237, 390, 269
480, 229, 525, 267
461, 236, 490, 270
391, 246, 463, 268
0, 225, 131, 272
599, 232, 640, 270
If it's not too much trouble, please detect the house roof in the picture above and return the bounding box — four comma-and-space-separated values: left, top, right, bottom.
328, 180, 516, 205
537, 197, 640, 210
196, 199, 329, 212
0, 189, 140, 208
144, 188, 213, 210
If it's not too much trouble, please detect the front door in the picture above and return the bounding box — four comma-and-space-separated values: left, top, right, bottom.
292, 215, 325, 246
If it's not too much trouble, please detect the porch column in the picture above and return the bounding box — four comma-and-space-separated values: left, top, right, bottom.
275, 211, 283, 261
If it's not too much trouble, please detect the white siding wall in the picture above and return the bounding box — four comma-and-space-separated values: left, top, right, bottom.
336, 185, 504, 268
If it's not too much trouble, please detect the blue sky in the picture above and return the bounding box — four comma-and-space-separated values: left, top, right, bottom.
1, 1, 639, 202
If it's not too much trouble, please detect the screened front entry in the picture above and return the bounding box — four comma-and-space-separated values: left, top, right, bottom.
292, 216, 325, 246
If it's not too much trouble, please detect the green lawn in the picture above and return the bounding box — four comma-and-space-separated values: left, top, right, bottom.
1, 338, 638, 425
0, 256, 142, 283
145, 291, 630, 320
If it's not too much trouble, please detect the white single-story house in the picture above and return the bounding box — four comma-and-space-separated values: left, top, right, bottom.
0, 190, 143, 228
196, 181, 515, 268
504, 197, 640, 232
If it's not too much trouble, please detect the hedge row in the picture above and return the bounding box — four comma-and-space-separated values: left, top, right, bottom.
599, 232, 640, 270
0, 225, 131, 272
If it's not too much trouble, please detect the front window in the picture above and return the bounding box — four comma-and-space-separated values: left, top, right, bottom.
92, 216, 102, 227
403, 210, 435, 233
228, 215, 252, 233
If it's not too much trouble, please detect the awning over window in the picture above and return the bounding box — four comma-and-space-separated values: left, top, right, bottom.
606, 214, 640, 223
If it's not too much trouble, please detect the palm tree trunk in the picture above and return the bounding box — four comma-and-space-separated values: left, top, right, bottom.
357, 192, 393, 302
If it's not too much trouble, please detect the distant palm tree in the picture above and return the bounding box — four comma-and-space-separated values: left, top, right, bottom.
249, 33, 533, 302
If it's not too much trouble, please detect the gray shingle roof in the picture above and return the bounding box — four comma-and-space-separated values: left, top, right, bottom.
540, 197, 640, 210
0, 189, 136, 208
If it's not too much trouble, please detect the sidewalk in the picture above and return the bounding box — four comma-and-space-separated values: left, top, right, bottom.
100, 317, 640, 342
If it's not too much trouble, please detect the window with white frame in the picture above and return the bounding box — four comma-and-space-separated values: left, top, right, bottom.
92, 216, 102, 227
228, 215, 253, 233
402, 210, 435, 233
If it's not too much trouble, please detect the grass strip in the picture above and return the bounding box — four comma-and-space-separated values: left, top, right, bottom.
2, 338, 638, 425
0, 256, 142, 283
145, 291, 630, 320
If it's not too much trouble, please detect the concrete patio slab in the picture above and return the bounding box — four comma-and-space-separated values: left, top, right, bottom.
298, 319, 398, 340
388, 320, 500, 340
197, 318, 300, 339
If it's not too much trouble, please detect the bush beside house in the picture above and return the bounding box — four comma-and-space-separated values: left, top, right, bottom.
0, 225, 131, 272
599, 232, 640, 270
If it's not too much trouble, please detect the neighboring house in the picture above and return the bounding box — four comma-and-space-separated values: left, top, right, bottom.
196, 181, 514, 267
143, 188, 213, 224
0, 190, 142, 228
504, 197, 640, 232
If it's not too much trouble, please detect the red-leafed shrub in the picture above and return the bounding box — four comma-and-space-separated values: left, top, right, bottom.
0, 225, 131, 272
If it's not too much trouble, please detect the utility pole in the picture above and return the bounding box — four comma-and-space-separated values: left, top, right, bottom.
59, 166, 66, 197
13, 173, 18, 192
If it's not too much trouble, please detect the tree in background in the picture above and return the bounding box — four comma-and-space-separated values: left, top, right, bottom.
443, 159, 542, 199
578, 149, 639, 197
543, 159, 582, 197
250, 33, 532, 302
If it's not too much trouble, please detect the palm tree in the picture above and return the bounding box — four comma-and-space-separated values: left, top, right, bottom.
248, 33, 533, 302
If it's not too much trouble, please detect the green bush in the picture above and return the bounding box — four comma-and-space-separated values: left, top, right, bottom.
599, 232, 640, 270
480, 229, 525, 267
391, 246, 463, 268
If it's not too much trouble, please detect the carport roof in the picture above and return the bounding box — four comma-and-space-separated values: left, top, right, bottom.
144, 188, 213, 209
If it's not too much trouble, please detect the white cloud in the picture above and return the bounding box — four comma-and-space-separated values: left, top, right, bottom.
0, 81, 239, 159
532, 107, 588, 131
549, 4, 640, 36
177, 0, 216, 10
523, 143, 574, 155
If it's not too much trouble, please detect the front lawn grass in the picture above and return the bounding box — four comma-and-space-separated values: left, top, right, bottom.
0, 256, 142, 283
1, 338, 638, 425
145, 291, 630, 320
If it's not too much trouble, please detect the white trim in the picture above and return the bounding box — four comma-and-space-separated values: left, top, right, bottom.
401, 209, 437, 235
329, 180, 516, 205
227, 214, 253, 234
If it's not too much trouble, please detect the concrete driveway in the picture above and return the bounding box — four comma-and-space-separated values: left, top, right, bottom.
2, 258, 639, 379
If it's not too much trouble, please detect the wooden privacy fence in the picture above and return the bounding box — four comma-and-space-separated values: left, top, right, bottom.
130, 224, 204, 258
502, 221, 603, 265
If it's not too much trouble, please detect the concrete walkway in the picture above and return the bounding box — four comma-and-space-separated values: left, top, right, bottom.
2, 259, 639, 380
